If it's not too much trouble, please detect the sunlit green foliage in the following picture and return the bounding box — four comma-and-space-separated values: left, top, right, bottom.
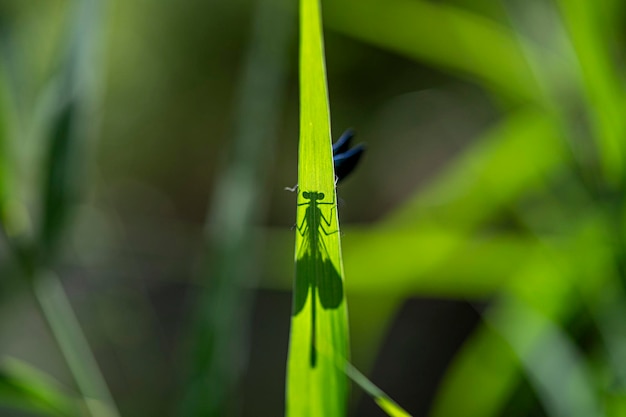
279, 0, 626, 415
2, 0, 626, 416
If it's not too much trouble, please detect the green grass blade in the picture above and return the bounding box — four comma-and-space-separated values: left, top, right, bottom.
40, 98, 79, 258
324, 0, 539, 101
0, 356, 82, 417
345, 362, 411, 417
0, 68, 12, 236
0, 40, 28, 244
180, 0, 293, 414
384, 109, 565, 230
39, 0, 105, 260
25, 1, 119, 415
286, 0, 349, 415
555, 0, 626, 184
434, 294, 603, 417
431, 219, 611, 417
34, 272, 120, 417
488, 297, 602, 417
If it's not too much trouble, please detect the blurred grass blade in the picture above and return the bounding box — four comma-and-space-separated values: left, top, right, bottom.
591, 279, 626, 388
0, 356, 81, 417
34, 272, 119, 417
324, 0, 539, 101
429, 319, 516, 417
488, 297, 602, 417
39, 0, 105, 260
556, 0, 625, 184
592, 280, 626, 415
431, 219, 611, 417
27, 1, 119, 416
431, 296, 604, 417
385, 109, 565, 230
40, 99, 78, 259
179, 0, 293, 414
286, 0, 349, 415
345, 362, 411, 417
266, 227, 539, 297
0, 25, 28, 244
0, 66, 13, 236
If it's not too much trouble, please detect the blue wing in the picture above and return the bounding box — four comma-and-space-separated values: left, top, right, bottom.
332, 128, 355, 156
334, 143, 365, 183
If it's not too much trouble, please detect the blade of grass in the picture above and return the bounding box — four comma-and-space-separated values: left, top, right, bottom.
431, 217, 611, 417
555, 0, 626, 185
0, 24, 31, 250
384, 109, 565, 230
0, 356, 82, 417
323, 0, 540, 102
429, 318, 516, 417
38, 0, 105, 260
25, 1, 119, 416
488, 296, 602, 417
344, 362, 411, 417
591, 281, 626, 416
286, 0, 349, 415
33, 272, 119, 417
0, 66, 12, 236
179, 0, 293, 414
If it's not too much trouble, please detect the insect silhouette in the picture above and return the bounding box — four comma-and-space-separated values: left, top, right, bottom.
332, 128, 365, 183
293, 190, 344, 367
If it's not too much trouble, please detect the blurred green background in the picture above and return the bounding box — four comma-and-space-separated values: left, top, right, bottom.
2, 0, 626, 416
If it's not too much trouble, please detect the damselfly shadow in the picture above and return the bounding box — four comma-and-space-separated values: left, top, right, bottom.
293, 190, 343, 367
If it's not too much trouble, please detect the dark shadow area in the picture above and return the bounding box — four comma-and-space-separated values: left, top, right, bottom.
353, 298, 483, 416
294, 190, 344, 366
241, 290, 291, 417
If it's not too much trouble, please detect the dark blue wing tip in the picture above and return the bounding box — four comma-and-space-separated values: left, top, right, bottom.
332, 128, 365, 183
332, 128, 356, 155
333, 144, 365, 162
334, 146, 365, 183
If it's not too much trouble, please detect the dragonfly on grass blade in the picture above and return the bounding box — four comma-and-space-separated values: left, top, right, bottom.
293, 190, 343, 367
289, 129, 363, 367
